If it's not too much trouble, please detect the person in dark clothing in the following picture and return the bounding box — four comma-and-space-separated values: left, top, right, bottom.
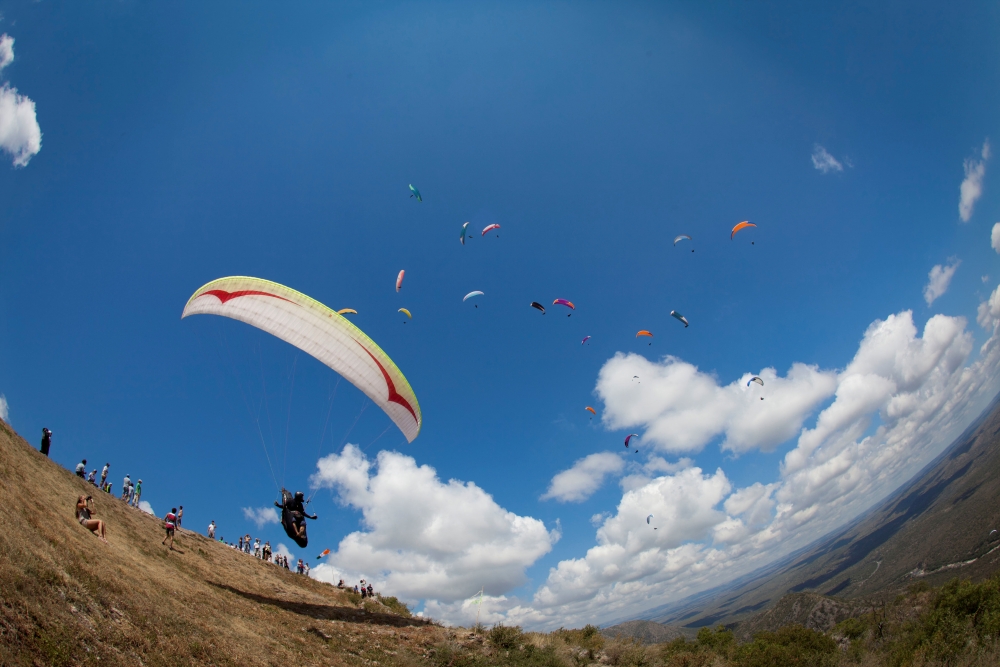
75, 459, 87, 478
274, 490, 317, 544
40, 428, 52, 456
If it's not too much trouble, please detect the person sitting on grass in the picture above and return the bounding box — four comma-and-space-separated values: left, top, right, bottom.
75, 495, 108, 544
162, 507, 178, 549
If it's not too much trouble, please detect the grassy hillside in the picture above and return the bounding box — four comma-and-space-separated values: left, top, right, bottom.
0, 418, 445, 666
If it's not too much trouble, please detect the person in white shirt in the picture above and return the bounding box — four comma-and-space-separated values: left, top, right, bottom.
208, 521, 216, 539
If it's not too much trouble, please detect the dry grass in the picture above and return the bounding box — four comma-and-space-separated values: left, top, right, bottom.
0, 419, 443, 666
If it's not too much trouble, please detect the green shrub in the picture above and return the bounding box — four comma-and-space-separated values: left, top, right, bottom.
551, 624, 604, 652
734, 625, 837, 667
836, 616, 867, 640
604, 638, 650, 667
488, 623, 525, 650
378, 595, 412, 617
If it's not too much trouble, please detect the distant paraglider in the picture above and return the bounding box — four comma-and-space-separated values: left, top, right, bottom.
409, 184, 422, 202
670, 311, 689, 327
398, 308, 412, 319
637, 330, 653, 345
482, 223, 501, 236
530, 302, 546, 314
747, 376, 764, 387
581, 336, 591, 345
337, 308, 357, 315
585, 406, 596, 416
460, 222, 470, 245
553, 299, 575, 316
396, 270, 405, 292
673, 235, 691, 246
464, 291, 484, 308
731, 221, 756, 240
625, 433, 638, 449
647, 514, 653, 525
316, 549, 330, 561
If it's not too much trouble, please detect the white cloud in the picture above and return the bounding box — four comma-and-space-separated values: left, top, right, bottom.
959, 140, 990, 222
498, 302, 1000, 630
0, 35, 12, 71
0, 34, 41, 167
596, 355, 837, 454
541, 452, 624, 502
812, 144, 844, 173
992, 223, 1000, 254
138, 500, 154, 515
977, 283, 1000, 332
310, 445, 558, 605
0, 393, 7, 422
242, 506, 279, 529
924, 259, 961, 306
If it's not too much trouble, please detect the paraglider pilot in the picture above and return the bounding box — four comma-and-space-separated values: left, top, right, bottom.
275, 490, 317, 542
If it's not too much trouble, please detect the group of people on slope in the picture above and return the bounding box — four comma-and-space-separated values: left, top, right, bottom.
337, 579, 376, 598
74, 458, 144, 510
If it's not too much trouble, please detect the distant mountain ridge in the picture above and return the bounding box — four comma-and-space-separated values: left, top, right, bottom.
626, 390, 1000, 632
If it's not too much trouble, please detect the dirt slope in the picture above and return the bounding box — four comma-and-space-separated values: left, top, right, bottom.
0, 418, 443, 666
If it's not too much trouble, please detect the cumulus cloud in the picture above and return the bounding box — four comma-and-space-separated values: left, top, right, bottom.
596, 355, 837, 454
977, 283, 1000, 332
502, 302, 1000, 629
309, 445, 558, 604
924, 259, 961, 306
138, 500, 154, 515
992, 223, 1000, 254
959, 140, 990, 222
242, 506, 279, 528
542, 452, 624, 502
811, 144, 844, 173
0, 393, 7, 422
0, 34, 41, 167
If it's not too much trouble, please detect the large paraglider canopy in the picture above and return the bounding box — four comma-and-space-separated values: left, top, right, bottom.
530, 301, 546, 314
747, 376, 764, 387
636, 330, 653, 338
337, 308, 357, 315
409, 184, 422, 201
460, 222, 470, 245
482, 223, 501, 236
553, 299, 575, 310
625, 433, 638, 448
673, 235, 691, 245
396, 270, 405, 292
182, 276, 422, 443
670, 311, 689, 327
463, 291, 484, 302
585, 406, 596, 415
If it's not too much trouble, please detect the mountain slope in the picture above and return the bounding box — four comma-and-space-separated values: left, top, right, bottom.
644, 391, 1000, 630
0, 418, 441, 666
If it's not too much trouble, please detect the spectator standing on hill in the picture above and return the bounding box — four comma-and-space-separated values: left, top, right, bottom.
296, 559, 304, 574
303, 561, 310, 577
176, 506, 184, 528
367, 583, 373, 597
207, 521, 216, 539
87, 469, 97, 485
40, 428, 52, 456
238, 536, 244, 552
100, 463, 109, 488
360, 581, 367, 599
162, 508, 177, 549
354, 584, 359, 594
262, 541, 271, 562
253, 538, 261, 558
105, 483, 113, 496
132, 479, 142, 508
75, 459, 87, 478
75, 495, 108, 544
121, 474, 131, 500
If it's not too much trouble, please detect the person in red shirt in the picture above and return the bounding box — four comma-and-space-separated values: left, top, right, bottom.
162, 508, 178, 549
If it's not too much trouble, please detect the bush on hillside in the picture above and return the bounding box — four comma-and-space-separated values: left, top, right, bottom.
733, 625, 837, 667
604, 637, 651, 666
488, 623, 525, 650
379, 595, 412, 617
551, 624, 604, 652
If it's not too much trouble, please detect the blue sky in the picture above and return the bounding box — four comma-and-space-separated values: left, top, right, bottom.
1, 1, 999, 627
